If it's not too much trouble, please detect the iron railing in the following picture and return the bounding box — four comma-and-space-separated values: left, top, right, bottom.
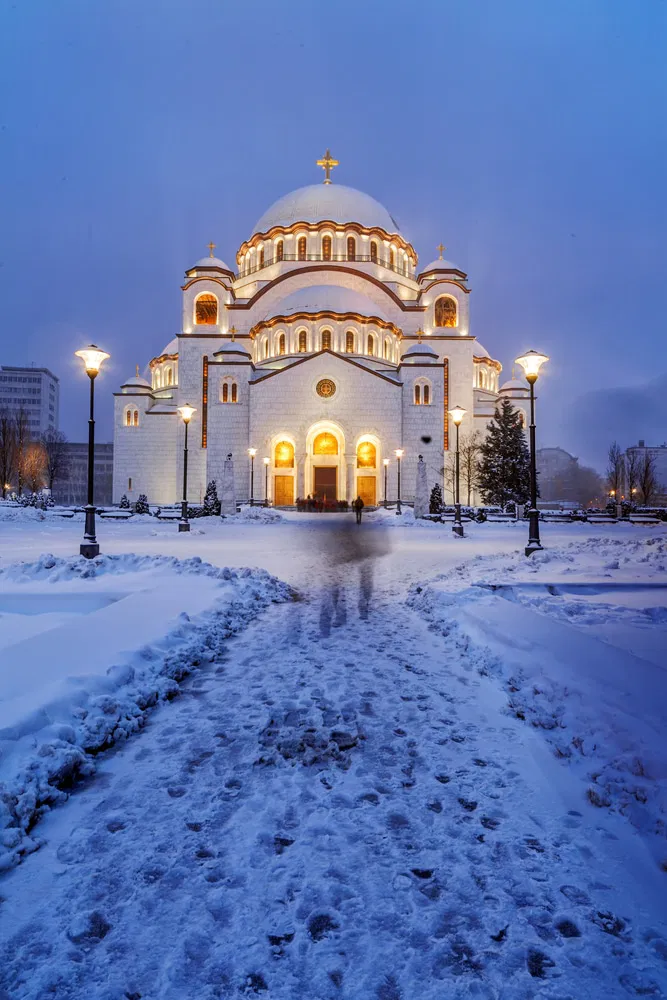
235, 253, 414, 281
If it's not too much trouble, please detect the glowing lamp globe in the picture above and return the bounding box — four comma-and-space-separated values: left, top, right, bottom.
383, 458, 390, 466
263, 457, 270, 466
515, 350, 549, 381
448, 405, 467, 426
177, 403, 196, 423
395, 449, 404, 458
248, 447, 257, 457
75, 345, 110, 375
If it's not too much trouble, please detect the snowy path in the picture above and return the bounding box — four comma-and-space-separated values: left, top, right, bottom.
1, 521, 667, 998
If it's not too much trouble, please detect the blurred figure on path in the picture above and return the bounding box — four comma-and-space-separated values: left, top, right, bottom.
353, 496, 365, 524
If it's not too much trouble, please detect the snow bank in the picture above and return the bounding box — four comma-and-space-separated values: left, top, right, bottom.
227, 506, 284, 523
408, 536, 667, 865
0, 553, 292, 871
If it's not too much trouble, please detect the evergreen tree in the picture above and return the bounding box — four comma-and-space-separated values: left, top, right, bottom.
203, 480, 221, 516
429, 483, 443, 514
135, 493, 150, 514
477, 398, 531, 508
119, 494, 130, 510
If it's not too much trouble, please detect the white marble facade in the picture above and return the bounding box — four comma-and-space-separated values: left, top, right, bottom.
113, 169, 526, 507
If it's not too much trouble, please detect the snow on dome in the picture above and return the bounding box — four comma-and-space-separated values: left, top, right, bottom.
215, 340, 252, 357
253, 184, 402, 236
265, 286, 386, 320
419, 258, 463, 275
402, 342, 438, 357
121, 375, 151, 390
194, 255, 232, 271
475, 343, 491, 358
160, 338, 179, 357
499, 378, 528, 392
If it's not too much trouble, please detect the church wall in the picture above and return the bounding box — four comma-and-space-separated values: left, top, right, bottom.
205, 361, 251, 498
182, 278, 233, 335
399, 365, 445, 501
420, 280, 470, 338
112, 396, 177, 505
176, 334, 221, 504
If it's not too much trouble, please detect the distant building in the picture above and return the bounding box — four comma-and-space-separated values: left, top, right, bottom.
625, 440, 667, 504
536, 447, 604, 506
52, 443, 114, 507
0, 366, 59, 435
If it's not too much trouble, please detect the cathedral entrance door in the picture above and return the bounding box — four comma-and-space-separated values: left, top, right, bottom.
357, 476, 376, 506
314, 466, 337, 502
274, 475, 294, 506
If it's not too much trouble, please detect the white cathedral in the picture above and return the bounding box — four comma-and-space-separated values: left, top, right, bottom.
113, 152, 528, 507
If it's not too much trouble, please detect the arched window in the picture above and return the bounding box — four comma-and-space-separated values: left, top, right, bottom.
274, 440, 294, 468
276, 239, 284, 261
347, 236, 356, 260
357, 441, 376, 468
166, 367, 173, 386
434, 296, 457, 328
321, 329, 332, 350
423, 383, 430, 405
231, 383, 238, 403
133, 409, 139, 426
246, 253, 252, 274
346, 330, 355, 353
154, 369, 161, 389
220, 379, 238, 403
384, 339, 391, 360
370, 240, 378, 263
125, 409, 132, 426
389, 247, 396, 269
313, 432, 338, 455
195, 293, 218, 325
298, 329, 307, 352
262, 337, 269, 360
259, 246, 265, 268
518, 410, 526, 429
222, 382, 229, 403
322, 235, 332, 261
278, 332, 286, 356
297, 236, 307, 260
414, 384, 421, 405
367, 333, 375, 356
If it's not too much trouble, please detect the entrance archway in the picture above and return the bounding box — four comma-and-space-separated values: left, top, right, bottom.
305, 421, 346, 501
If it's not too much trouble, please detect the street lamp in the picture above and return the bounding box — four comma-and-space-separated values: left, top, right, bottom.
263, 456, 270, 506
395, 449, 404, 514
177, 403, 196, 532
515, 349, 549, 556
383, 458, 390, 508
248, 448, 257, 506
74, 344, 110, 558
448, 405, 467, 537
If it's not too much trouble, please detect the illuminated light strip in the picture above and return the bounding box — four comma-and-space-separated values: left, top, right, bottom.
444, 359, 449, 451
202, 356, 208, 449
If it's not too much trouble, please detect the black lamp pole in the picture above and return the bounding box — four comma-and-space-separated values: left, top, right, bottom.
453, 420, 464, 537
249, 451, 256, 506
525, 375, 542, 556
396, 452, 402, 514
264, 460, 269, 507
384, 461, 389, 508
179, 417, 191, 532
80, 371, 99, 558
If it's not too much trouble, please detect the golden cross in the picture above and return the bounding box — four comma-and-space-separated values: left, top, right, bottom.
136, 364, 140, 377
436, 243, 446, 259
417, 328, 423, 344
229, 325, 236, 342
207, 241, 216, 257
316, 148, 339, 185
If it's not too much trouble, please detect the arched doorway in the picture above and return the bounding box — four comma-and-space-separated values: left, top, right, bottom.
305, 422, 346, 501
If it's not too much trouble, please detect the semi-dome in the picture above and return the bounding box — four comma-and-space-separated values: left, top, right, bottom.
264, 285, 387, 320
193, 255, 232, 272
419, 257, 463, 275
401, 342, 438, 363
499, 378, 529, 392
253, 184, 402, 236
120, 374, 152, 392
214, 340, 252, 358
159, 337, 179, 356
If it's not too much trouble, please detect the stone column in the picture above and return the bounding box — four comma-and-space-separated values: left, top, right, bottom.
346, 455, 355, 502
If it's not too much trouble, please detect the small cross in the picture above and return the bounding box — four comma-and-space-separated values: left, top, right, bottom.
229, 326, 236, 342
436, 243, 446, 259
207, 241, 216, 257
136, 364, 140, 377
417, 328, 423, 343
316, 148, 339, 185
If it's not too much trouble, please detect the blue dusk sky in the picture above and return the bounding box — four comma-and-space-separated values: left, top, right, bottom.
1, 0, 665, 470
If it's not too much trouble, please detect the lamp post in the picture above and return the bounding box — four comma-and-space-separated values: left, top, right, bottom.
383, 458, 390, 508
395, 449, 404, 514
74, 345, 110, 559
177, 403, 196, 532
263, 456, 270, 506
448, 405, 467, 537
248, 448, 257, 506
515, 349, 549, 556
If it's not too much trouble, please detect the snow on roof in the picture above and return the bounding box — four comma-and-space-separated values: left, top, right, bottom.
253, 184, 402, 236
159, 338, 179, 357
419, 258, 463, 276
402, 342, 438, 357
193, 255, 232, 271
265, 285, 387, 320
214, 340, 252, 357
121, 375, 152, 390
499, 378, 529, 392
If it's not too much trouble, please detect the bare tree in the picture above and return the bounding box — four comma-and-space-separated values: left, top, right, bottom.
625, 449, 641, 503
14, 408, 31, 496
459, 430, 481, 505
21, 442, 47, 494
638, 451, 659, 505
442, 455, 456, 504
40, 429, 70, 492
0, 409, 17, 497
606, 441, 625, 497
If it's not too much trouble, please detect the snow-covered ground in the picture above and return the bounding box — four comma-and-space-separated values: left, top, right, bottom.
0, 512, 666, 998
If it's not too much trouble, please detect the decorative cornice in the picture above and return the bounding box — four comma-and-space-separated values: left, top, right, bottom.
249, 310, 402, 339
148, 352, 178, 369
181, 276, 233, 292
227, 265, 426, 313
473, 355, 502, 372
420, 277, 471, 295
238, 220, 417, 265
250, 349, 402, 387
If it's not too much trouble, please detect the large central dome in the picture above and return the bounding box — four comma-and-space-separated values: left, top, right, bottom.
253, 184, 402, 236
